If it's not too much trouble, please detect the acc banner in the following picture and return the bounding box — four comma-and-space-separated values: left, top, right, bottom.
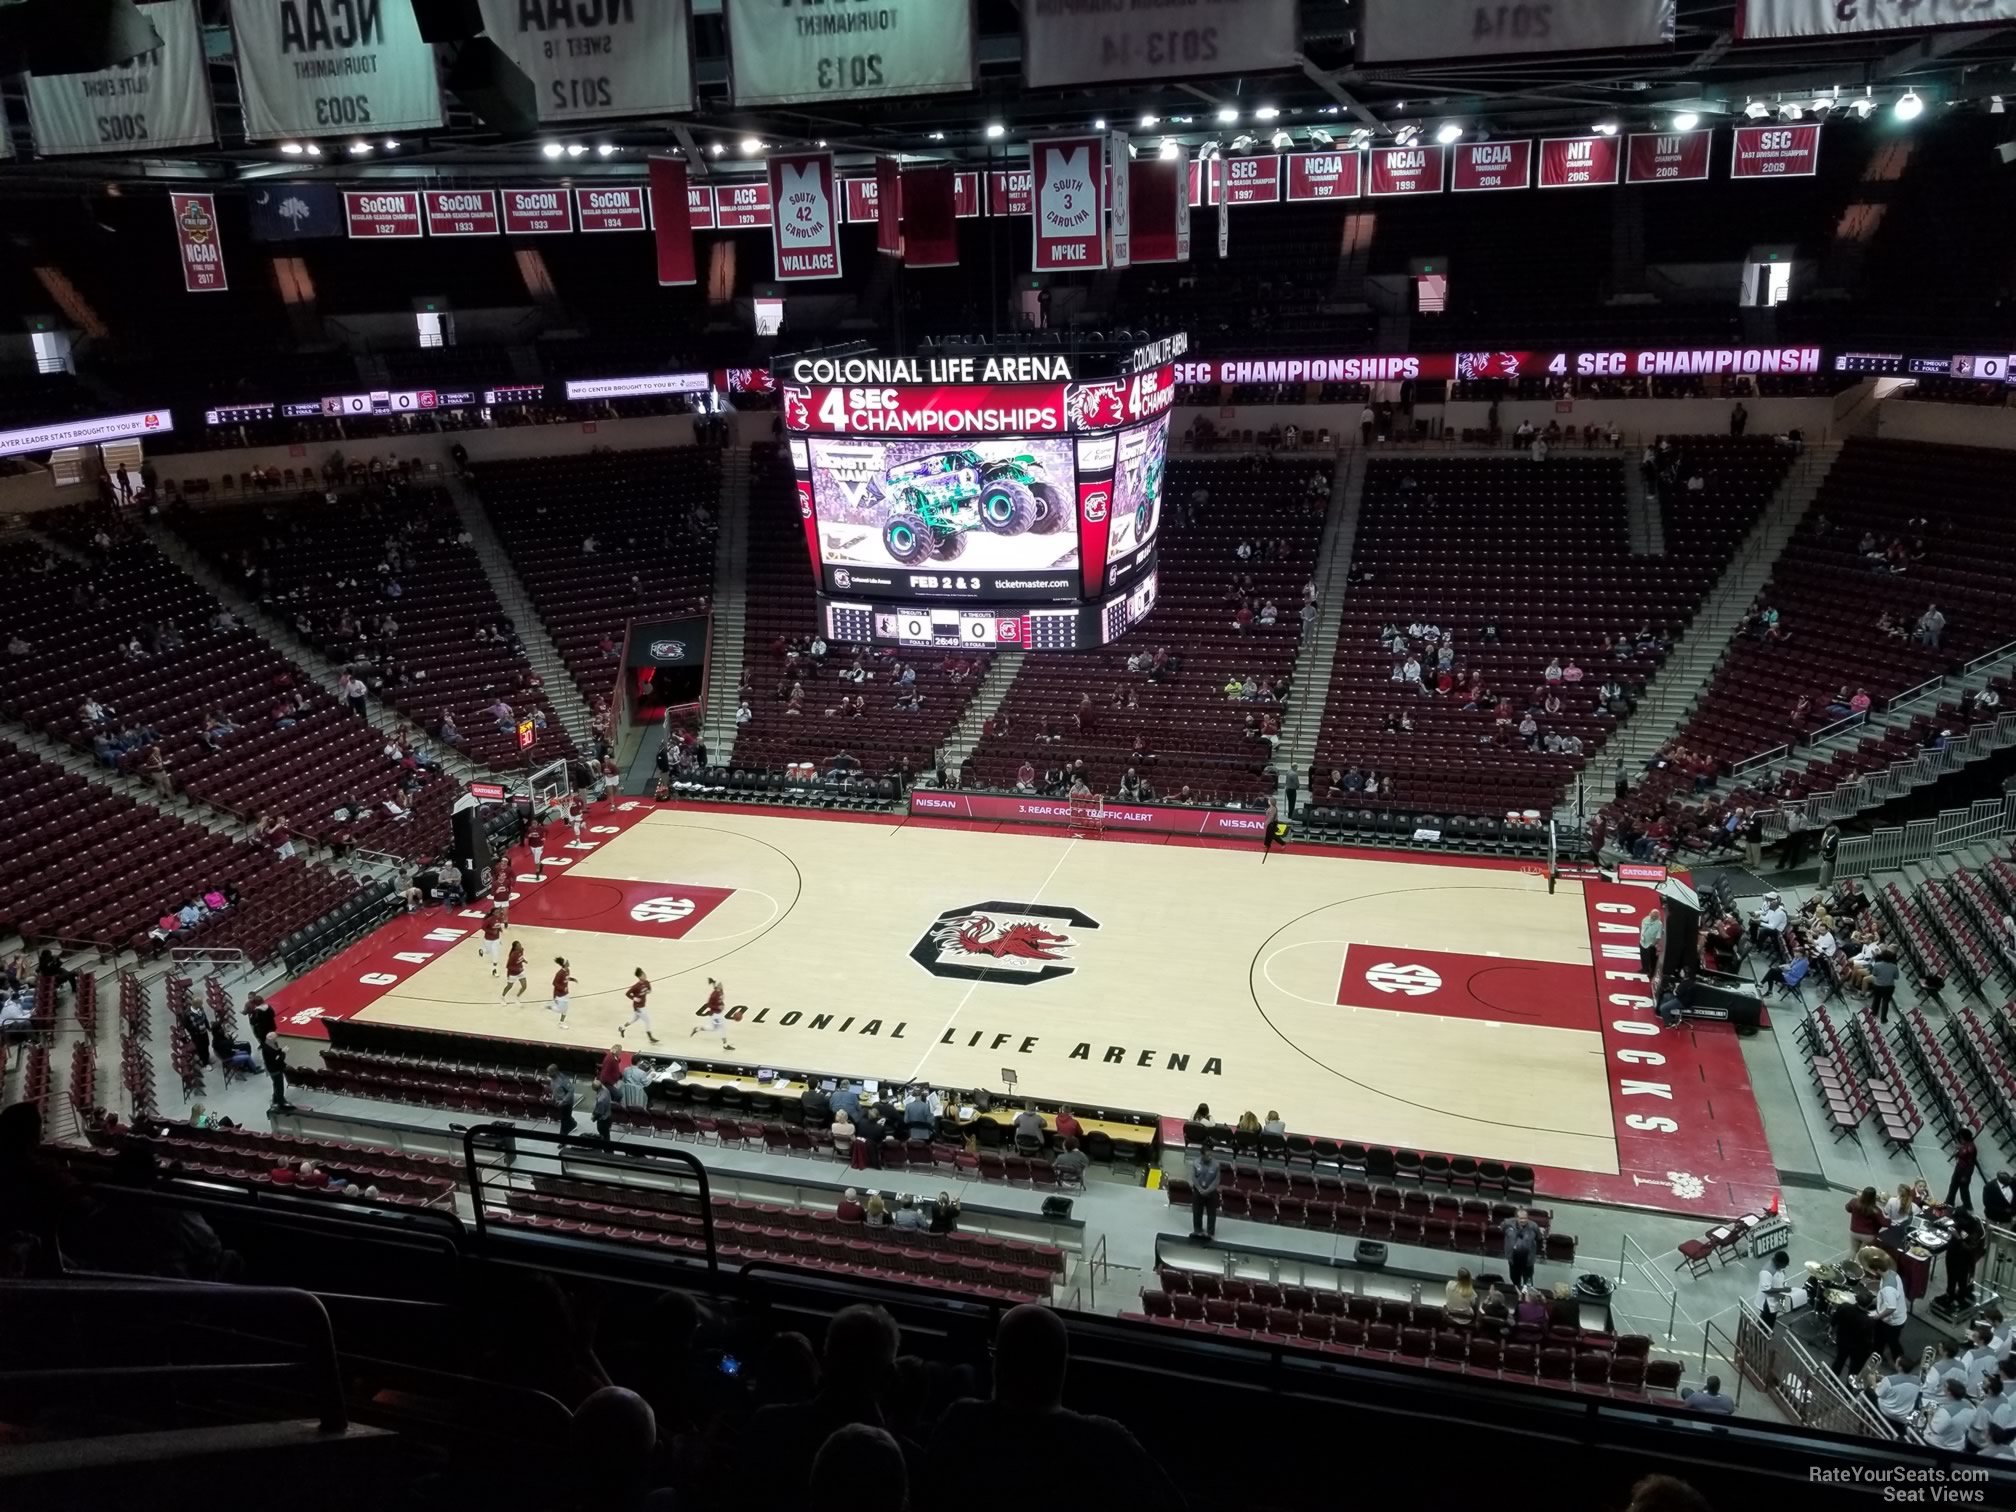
26, 0, 214, 156
229, 0, 445, 139
715, 181, 773, 228
902, 165, 958, 268
170, 192, 227, 292
1360, 0, 1673, 60
1127, 152, 1189, 264
1626, 131, 1711, 183
1023, 0, 1298, 87
477, 0, 692, 122
1031, 136, 1107, 271
647, 158, 696, 286
725, 0, 976, 106
768, 150, 842, 280
1738, 0, 2016, 37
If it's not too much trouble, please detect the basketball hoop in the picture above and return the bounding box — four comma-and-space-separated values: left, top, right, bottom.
1069, 793, 1105, 837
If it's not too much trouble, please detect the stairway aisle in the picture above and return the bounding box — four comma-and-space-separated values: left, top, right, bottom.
938, 652, 1025, 776
1279, 447, 1363, 790
700, 446, 753, 763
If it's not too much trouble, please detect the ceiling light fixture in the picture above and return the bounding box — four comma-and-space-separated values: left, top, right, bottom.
1217, 106, 1238, 124
1744, 98, 1768, 119
566, 143, 587, 157
1253, 105, 1279, 121
1781, 102, 1803, 120
542, 142, 563, 158
1592, 120, 1619, 136
1852, 93, 1876, 118
1672, 111, 1700, 131
1139, 113, 1159, 128
305, 144, 321, 156
349, 140, 372, 154
280, 142, 304, 155
1093, 118, 1106, 129
1994, 95, 2008, 114
985, 122, 1005, 138
1271, 129, 1293, 149
596, 143, 616, 157
740, 136, 762, 153
1435, 121, 1463, 144
929, 131, 945, 141
382, 138, 400, 151
708, 142, 723, 155
1159, 137, 1179, 159
1895, 89, 1924, 120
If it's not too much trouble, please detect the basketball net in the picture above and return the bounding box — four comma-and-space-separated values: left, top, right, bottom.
1069, 793, 1105, 837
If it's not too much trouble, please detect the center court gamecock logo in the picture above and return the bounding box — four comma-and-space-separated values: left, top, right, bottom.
630, 896, 697, 925
1363, 962, 1442, 996
910, 900, 1100, 986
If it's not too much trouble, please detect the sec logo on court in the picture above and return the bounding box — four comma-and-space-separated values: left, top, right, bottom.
630, 896, 698, 925
1363, 962, 1442, 996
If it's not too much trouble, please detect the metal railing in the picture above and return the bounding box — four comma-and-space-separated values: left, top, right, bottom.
1759, 713, 2016, 838
1615, 1233, 1680, 1344
1087, 1232, 1110, 1309
1731, 1301, 1893, 1439
1820, 794, 2016, 881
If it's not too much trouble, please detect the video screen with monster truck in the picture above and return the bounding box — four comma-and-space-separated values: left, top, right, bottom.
806, 435, 1083, 601
1106, 414, 1169, 569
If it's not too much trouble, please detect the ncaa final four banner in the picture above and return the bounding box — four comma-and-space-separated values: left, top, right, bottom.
26, 0, 216, 156
170, 192, 227, 292
767, 150, 843, 281
477, 0, 693, 123
228, 0, 445, 140
724, 0, 976, 106
1031, 136, 1107, 271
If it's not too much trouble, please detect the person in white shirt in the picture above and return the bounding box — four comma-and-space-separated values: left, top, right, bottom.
1885, 1183, 1918, 1226
1925, 1378, 1975, 1450
1754, 1250, 1802, 1326
1971, 1375, 2010, 1449
1926, 1339, 1966, 1389
1873, 1352, 1922, 1425
1750, 893, 1789, 950
1962, 1324, 2001, 1398
1867, 1254, 1910, 1355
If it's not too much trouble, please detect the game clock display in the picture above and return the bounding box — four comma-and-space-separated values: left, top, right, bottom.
820, 567, 1156, 653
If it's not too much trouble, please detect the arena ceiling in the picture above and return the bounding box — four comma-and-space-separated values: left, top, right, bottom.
0, 0, 2014, 190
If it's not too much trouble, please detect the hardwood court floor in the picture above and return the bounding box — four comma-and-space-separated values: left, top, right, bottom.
323, 803, 1626, 1176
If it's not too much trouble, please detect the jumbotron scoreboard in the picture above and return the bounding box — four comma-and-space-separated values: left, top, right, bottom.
782, 339, 1178, 651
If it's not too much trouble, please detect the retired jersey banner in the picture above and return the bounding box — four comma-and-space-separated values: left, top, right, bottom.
344, 190, 424, 238
715, 180, 773, 228
1737, 0, 2016, 37
1216, 153, 1282, 205
1626, 130, 1711, 183
1451, 139, 1532, 192
1107, 129, 1131, 269
875, 157, 902, 255
1127, 153, 1188, 264
989, 168, 1033, 216
502, 187, 572, 233
768, 151, 842, 280
725, 0, 976, 106
1368, 144, 1444, 196
575, 186, 648, 232
1031, 136, 1107, 270
228, 0, 444, 139
1732, 123, 1820, 178
901, 164, 958, 268
1539, 136, 1622, 189
1361, 0, 1673, 60
26, 0, 215, 156
171, 192, 226, 292
424, 189, 500, 236
477, 0, 692, 123
955, 170, 981, 218
1284, 151, 1361, 200
1023, 0, 1298, 87
647, 157, 695, 287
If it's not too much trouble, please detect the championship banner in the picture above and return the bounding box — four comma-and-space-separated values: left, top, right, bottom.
901, 164, 958, 268
1216, 153, 1282, 205
424, 189, 500, 237
477, 0, 693, 122
767, 150, 842, 280
725, 0, 976, 105
955, 171, 981, 218
0, 112, 11, 160
228, 0, 444, 139
575, 186, 649, 232
1360, 0, 1673, 60
1737, 0, 2016, 38
170, 192, 226, 292
648, 159, 695, 284
1284, 150, 1361, 201
1031, 136, 1107, 271
502, 187, 572, 234
1187, 158, 1204, 207
1539, 135, 1622, 189
1023, 0, 1298, 87
1732, 123, 1820, 178
1175, 345, 1824, 386
686, 180, 716, 230
988, 168, 1033, 216
1451, 140, 1532, 192
715, 181, 773, 228
1626, 131, 1711, 183
26, 0, 214, 156
875, 157, 903, 256
843, 177, 882, 225
1217, 170, 1229, 258
344, 191, 424, 238
1368, 144, 1444, 196
1107, 129, 1131, 269
1127, 153, 1188, 264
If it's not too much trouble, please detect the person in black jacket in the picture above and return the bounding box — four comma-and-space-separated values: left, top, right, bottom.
179, 1004, 212, 1067
263, 1032, 294, 1112
1984, 1171, 2016, 1223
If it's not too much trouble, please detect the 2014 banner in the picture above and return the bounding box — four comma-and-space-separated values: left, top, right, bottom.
1359, 0, 1674, 60
27, 0, 215, 156
1031, 136, 1108, 271
171, 191, 227, 292
477, 0, 693, 122
724, 0, 976, 106
1737, 0, 2016, 37
647, 157, 696, 286
228, 0, 444, 139
768, 150, 843, 280
1022, 0, 1299, 87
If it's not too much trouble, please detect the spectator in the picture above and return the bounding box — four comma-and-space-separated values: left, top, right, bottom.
1444, 1266, 1479, 1324
1915, 604, 1946, 648
1189, 1144, 1223, 1239
1949, 1126, 1980, 1210
264, 1032, 294, 1112
1053, 1137, 1089, 1182
925, 1304, 1182, 1504
891, 1193, 925, 1232
1501, 1209, 1542, 1290
742, 1305, 915, 1495
837, 1187, 865, 1223
1680, 1375, 1734, 1414
812, 1423, 908, 1509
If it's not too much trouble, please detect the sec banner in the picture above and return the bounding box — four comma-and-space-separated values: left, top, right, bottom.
1031, 136, 1107, 270
725, 0, 976, 106
26, 0, 215, 156
1732, 123, 1820, 178
477, 0, 693, 123
229, 0, 445, 139
1023, 0, 1298, 87
1216, 154, 1281, 205
768, 151, 843, 280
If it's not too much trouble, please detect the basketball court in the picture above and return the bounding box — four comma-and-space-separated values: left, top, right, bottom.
273, 801, 1778, 1218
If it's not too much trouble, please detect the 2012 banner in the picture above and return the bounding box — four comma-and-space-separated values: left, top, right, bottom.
27, 0, 215, 155
228, 0, 444, 139
477, 0, 693, 123
767, 150, 843, 280
1030, 136, 1108, 271
724, 0, 976, 106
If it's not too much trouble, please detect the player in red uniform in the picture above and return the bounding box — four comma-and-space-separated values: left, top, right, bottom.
501, 940, 527, 998
694, 977, 724, 1019
478, 908, 506, 974
621, 968, 659, 1042
526, 818, 547, 879
550, 957, 576, 1024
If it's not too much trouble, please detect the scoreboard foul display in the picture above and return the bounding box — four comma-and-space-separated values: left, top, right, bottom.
784, 348, 1174, 652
